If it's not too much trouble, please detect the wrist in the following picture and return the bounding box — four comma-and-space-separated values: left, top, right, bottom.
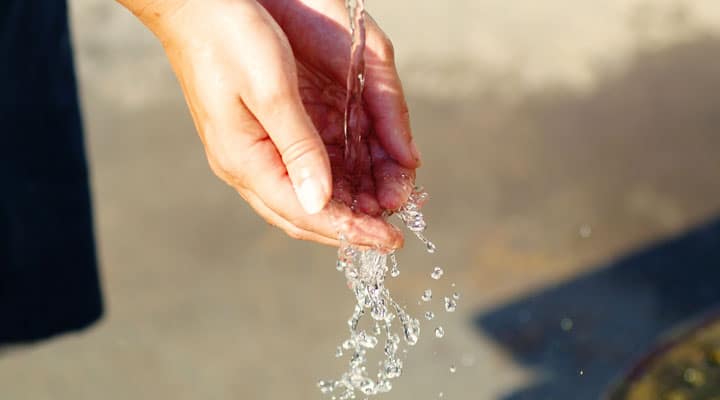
116, 0, 189, 37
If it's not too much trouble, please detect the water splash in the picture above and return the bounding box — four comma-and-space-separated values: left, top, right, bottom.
444, 297, 457, 313
320, 188, 433, 399
389, 253, 400, 278
396, 190, 436, 252
317, 1, 439, 397
431, 266, 444, 280
421, 289, 433, 302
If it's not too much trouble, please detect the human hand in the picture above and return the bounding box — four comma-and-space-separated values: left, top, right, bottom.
121, 0, 420, 248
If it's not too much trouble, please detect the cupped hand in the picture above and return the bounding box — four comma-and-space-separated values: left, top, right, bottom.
127, 0, 420, 248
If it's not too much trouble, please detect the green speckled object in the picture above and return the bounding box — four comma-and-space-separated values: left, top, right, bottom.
608, 314, 720, 400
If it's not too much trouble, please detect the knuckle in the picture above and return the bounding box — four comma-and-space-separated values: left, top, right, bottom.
256, 84, 294, 110
207, 157, 229, 181
208, 150, 248, 188
284, 225, 307, 240
377, 37, 396, 62
285, 212, 308, 230
280, 136, 323, 169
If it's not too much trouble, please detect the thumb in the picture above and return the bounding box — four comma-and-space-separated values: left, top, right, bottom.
252, 92, 332, 215
233, 10, 332, 215
278, 107, 332, 215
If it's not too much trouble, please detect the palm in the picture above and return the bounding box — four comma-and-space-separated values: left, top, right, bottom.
294, 61, 376, 215
154, 0, 418, 248
265, 0, 417, 214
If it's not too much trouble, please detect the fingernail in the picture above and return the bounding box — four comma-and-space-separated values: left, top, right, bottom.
409, 140, 422, 164
296, 177, 328, 215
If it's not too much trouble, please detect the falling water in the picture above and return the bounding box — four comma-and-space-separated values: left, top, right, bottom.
343, 0, 367, 183
317, 1, 458, 398
320, 189, 431, 399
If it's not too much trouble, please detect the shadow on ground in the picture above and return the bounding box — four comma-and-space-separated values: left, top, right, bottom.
475, 218, 720, 400
470, 33, 720, 400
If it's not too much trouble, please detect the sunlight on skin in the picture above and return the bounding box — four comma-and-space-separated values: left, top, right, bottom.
117, 0, 420, 248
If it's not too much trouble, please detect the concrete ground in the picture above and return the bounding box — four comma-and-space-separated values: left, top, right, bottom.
2, 1, 720, 399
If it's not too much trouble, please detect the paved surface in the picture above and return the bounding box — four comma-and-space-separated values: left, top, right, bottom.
2, 1, 720, 399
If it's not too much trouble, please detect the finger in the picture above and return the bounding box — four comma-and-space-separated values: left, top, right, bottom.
260, 1, 421, 169
237, 7, 332, 215
239, 188, 340, 246
239, 136, 404, 249
197, 81, 400, 248
362, 16, 421, 169
370, 137, 415, 211
356, 192, 381, 216
356, 170, 381, 216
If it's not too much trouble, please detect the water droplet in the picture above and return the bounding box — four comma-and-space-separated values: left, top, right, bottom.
371, 304, 386, 320
449, 364, 457, 373
325, 5, 435, 397
373, 323, 382, 336
451, 282, 456, 288
438, 392, 444, 398
383, 359, 402, 379
579, 224, 592, 238
376, 380, 392, 393
325, 186, 433, 397
579, 370, 584, 376
452, 292, 461, 300
408, 217, 427, 232
435, 326, 445, 338
421, 289, 432, 302
389, 253, 399, 277
425, 311, 435, 320
359, 379, 376, 395
460, 353, 476, 367
384, 341, 397, 357
359, 335, 379, 349
318, 380, 334, 394
403, 319, 420, 346
431, 266, 444, 280
426, 241, 437, 253
350, 351, 366, 368
336, 347, 344, 358
444, 297, 457, 312
684, 367, 705, 387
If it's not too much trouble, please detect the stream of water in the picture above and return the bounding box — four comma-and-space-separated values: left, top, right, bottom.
317, 1, 456, 398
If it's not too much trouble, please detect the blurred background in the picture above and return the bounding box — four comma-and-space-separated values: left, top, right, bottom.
2, 0, 720, 399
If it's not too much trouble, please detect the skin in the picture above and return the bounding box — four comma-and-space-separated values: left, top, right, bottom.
117, 0, 421, 249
